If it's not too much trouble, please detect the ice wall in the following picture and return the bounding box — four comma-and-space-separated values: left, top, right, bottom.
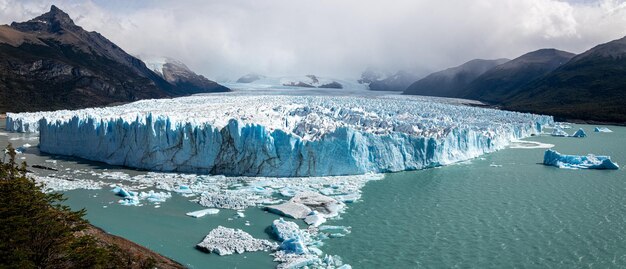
10, 95, 553, 177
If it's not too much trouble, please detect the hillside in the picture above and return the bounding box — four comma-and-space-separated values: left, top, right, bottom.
460, 49, 575, 103
503, 37, 626, 123
404, 58, 509, 97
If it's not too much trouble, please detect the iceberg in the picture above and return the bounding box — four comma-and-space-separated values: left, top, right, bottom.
272, 218, 304, 242
594, 127, 613, 133
9, 95, 552, 177
571, 128, 587, 138
543, 149, 619, 170
196, 226, 278, 256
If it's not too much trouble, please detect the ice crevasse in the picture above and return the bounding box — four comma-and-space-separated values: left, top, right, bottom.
7, 95, 553, 177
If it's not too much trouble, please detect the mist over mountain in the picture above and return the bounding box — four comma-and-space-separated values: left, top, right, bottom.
2, 0, 625, 79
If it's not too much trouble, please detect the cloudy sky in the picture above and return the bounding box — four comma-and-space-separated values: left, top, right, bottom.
1, 0, 625, 79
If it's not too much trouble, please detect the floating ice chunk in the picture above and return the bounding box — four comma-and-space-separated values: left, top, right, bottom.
333, 193, 360, 203
139, 190, 171, 203
543, 149, 619, 170
551, 128, 569, 137
280, 237, 308, 255
571, 128, 587, 138
112, 186, 170, 205
112, 186, 136, 198
196, 226, 278, 256
198, 191, 258, 210
16, 143, 32, 154
273, 251, 320, 269
34, 175, 103, 192
272, 218, 303, 242
291, 192, 344, 219
594, 127, 613, 133
175, 185, 193, 194
267, 202, 312, 219
304, 211, 327, 227
186, 208, 220, 218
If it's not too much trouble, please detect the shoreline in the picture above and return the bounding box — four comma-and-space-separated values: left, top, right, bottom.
82, 224, 185, 269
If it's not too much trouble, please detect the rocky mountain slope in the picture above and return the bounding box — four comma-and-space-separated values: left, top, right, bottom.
0, 6, 227, 113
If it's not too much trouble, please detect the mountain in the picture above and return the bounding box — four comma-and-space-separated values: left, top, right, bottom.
359, 70, 419, 91
460, 49, 575, 103
403, 58, 509, 97
144, 57, 228, 94
0, 5, 227, 113
236, 73, 264, 83
281, 75, 344, 89
502, 37, 626, 123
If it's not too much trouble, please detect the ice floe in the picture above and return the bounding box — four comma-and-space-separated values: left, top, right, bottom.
543, 149, 619, 170
186, 208, 220, 218
196, 226, 278, 256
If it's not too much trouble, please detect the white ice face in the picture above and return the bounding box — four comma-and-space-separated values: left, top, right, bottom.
6, 94, 552, 177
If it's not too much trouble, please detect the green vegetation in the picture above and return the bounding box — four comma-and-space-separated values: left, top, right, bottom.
0, 144, 155, 268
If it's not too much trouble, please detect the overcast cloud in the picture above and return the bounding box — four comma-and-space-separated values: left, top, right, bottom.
1, 0, 625, 79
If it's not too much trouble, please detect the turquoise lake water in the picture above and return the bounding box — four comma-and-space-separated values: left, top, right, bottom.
2, 123, 624, 268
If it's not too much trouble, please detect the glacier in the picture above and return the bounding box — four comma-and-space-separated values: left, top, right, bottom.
543, 149, 619, 170
6, 95, 552, 177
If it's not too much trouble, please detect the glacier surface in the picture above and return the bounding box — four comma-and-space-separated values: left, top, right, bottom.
6, 95, 552, 177
543, 149, 619, 170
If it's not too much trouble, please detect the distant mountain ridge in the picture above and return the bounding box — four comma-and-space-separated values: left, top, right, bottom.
0, 5, 228, 113
143, 57, 229, 94
404, 58, 509, 97
404, 41, 626, 123
360, 69, 420, 91
460, 49, 575, 103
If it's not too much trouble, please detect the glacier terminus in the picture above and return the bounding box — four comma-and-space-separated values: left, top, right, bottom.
6, 94, 552, 177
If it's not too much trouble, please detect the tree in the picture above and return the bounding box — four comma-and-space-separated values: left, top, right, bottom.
0, 144, 153, 268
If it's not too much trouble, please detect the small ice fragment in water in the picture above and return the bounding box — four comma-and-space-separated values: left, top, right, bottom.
594, 127, 613, 133
186, 208, 220, 218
